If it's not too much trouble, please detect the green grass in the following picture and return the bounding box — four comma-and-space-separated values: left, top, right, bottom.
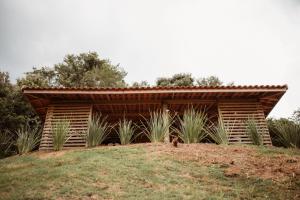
0, 145, 298, 200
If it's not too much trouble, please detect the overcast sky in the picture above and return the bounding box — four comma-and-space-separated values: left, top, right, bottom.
0, 0, 299, 118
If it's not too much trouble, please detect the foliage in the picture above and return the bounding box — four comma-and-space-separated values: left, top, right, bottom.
196, 76, 223, 86
142, 111, 172, 143
175, 108, 207, 143
18, 52, 127, 88
117, 118, 136, 145
268, 119, 300, 148
0, 72, 40, 136
15, 126, 41, 155
291, 108, 300, 124
206, 118, 232, 145
156, 74, 233, 87
131, 81, 150, 87
86, 114, 109, 147
245, 118, 263, 146
17, 67, 56, 87
52, 119, 71, 151
156, 73, 194, 86
0, 131, 14, 157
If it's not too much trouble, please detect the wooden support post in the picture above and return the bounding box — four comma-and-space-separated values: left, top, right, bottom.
162, 103, 170, 143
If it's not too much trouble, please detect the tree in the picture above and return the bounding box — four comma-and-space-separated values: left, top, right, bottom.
55, 52, 127, 87
196, 76, 223, 87
17, 67, 56, 87
132, 81, 150, 87
156, 73, 194, 86
1, 72, 40, 131
18, 52, 127, 88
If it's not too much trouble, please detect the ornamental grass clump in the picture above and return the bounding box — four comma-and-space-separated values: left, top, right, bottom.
86, 114, 109, 147
16, 126, 41, 155
117, 118, 136, 145
207, 118, 231, 145
52, 119, 70, 151
269, 120, 300, 148
0, 130, 14, 157
142, 111, 172, 143
176, 108, 207, 143
245, 118, 263, 146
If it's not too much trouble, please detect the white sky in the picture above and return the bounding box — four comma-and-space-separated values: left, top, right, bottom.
0, 0, 299, 118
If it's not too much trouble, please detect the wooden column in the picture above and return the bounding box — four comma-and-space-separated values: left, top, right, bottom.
162, 103, 170, 143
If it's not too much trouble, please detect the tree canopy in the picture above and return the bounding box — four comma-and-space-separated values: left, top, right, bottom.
156, 74, 232, 87
18, 52, 127, 88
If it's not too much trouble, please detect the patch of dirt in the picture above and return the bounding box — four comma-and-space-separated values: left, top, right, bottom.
34, 150, 67, 159
145, 143, 300, 182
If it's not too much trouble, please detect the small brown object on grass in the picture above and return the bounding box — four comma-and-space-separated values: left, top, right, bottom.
172, 136, 178, 147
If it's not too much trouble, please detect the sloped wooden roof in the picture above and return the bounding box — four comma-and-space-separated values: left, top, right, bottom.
22, 85, 287, 119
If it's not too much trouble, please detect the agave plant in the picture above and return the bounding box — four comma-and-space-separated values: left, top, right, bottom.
245, 118, 263, 146
206, 117, 232, 145
269, 120, 300, 148
142, 111, 172, 143
86, 114, 109, 147
0, 130, 14, 156
52, 119, 71, 151
117, 118, 136, 145
16, 126, 41, 155
176, 108, 207, 143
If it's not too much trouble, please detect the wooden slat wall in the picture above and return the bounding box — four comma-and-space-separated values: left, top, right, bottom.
39, 104, 92, 150
218, 101, 272, 145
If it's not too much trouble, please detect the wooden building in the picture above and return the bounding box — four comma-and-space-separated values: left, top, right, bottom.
22, 85, 287, 150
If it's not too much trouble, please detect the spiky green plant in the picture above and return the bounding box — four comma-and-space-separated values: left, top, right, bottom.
245, 118, 263, 146
176, 108, 207, 143
16, 126, 41, 155
270, 120, 300, 148
207, 118, 232, 145
52, 119, 70, 151
0, 130, 14, 156
142, 111, 172, 143
86, 114, 109, 147
117, 118, 136, 145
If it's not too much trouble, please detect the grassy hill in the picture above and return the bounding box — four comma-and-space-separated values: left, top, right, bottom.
0, 143, 299, 200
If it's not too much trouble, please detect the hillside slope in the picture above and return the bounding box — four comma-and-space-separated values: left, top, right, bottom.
0, 143, 299, 200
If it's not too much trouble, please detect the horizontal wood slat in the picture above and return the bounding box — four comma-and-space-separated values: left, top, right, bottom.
39, 104, 91, 150
219, 101, 271, 145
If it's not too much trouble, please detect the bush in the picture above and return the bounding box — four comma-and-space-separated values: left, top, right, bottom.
86, 114, 109, 147
0, 130, 14, 157
16, 126, 40, 155
175, 108, 207, 143
268, 119, 300, 148
117, 118, 136, 145
52, 119, 70, 151
142, 111, 172, 143
245, 118, 263, 146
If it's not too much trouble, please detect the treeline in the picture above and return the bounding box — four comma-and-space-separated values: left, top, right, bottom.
0, 52, 299, 157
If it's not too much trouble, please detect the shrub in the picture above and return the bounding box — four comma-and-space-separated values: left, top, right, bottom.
269, 119, 300, 148
245, 118, 263, 146
0, 130, 14, 157
142, 111, 172, 143
206, 117, 232, 145
52, 119, 70, 151
176, 108, 207, 143
16, 126, 40, 155
117, 118, 136, 145
86, 114, 109, 147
